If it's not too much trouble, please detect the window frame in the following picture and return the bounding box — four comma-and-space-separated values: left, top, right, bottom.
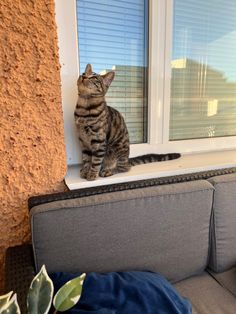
55, 0, 236, 167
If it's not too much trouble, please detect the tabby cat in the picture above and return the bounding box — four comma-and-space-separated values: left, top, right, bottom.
74, 64, 181, 181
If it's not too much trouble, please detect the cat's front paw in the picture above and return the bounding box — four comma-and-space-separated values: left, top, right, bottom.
99, 168, 114, 177
86, 170, 98, 181
80, 167, 89, 179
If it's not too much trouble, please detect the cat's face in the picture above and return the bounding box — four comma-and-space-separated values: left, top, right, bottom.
77, 64, 115, 98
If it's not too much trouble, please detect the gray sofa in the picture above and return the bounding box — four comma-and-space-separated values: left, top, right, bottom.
5, 168, 236, 313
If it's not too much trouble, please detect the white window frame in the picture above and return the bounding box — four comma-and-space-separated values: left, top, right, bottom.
55, 0, 236, 167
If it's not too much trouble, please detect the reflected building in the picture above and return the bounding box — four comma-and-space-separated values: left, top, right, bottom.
170, 58, 236, 140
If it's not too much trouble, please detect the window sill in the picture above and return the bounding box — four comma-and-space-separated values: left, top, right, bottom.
65, 149, 236, 190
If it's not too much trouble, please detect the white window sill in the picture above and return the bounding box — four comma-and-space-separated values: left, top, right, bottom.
65, 149, 236, 190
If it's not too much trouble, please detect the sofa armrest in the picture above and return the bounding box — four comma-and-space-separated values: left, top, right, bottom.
5, 244, 35, 312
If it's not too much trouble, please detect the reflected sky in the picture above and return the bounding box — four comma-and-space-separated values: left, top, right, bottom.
173, 0, 236, 82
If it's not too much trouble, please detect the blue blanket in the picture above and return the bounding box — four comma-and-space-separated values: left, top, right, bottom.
50, 271, 192, 314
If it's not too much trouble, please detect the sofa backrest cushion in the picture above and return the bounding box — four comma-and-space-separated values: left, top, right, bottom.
30, 180, 214, 283
208, 173, 236, 272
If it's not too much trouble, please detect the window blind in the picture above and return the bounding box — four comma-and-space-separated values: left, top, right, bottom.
76, 0, 148, 143
170, 0, 236, 140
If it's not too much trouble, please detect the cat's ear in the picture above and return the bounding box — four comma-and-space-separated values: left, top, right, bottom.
102, 71, 115, 88
85, 64, 93, 75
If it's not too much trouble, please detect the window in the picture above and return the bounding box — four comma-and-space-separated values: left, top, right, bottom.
55, 0, 236, 167
170, 0, 236, 141
76, 0, 148, 144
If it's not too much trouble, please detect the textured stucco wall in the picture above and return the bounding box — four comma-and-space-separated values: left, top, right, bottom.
0, 0, 67, 293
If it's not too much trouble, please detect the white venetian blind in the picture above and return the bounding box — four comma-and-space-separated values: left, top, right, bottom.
76, 0, 148, 143
170, 0, 236, 140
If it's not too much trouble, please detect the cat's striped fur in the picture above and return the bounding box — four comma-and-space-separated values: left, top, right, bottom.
74, 64, 181, 181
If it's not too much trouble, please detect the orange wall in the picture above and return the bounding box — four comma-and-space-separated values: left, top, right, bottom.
0, 0, 67, 293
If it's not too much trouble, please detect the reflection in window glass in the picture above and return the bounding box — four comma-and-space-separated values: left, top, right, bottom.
170, 0, 236, 140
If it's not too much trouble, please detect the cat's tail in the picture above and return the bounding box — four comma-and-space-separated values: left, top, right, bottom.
129, 153, 181, 166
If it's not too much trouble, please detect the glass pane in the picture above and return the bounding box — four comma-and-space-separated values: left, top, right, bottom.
170, 0, 236, 140
76, 0, 148, 143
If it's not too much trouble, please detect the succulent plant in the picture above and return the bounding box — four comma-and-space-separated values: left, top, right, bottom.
27, 265, 54, 314
0, 266, 86, 314
0, 293, 20, 314
0, 291, 14, 309
53, 273, 86, 312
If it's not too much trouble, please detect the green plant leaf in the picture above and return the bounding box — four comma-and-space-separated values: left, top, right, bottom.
27, 265, 54, 314
53, 273, 86, 312
0, 293, 21, 314
0, 291, 13, 309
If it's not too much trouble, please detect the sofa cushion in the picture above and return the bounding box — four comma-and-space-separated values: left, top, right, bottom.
208, 173, 236, 272
175, 272, 236, 314
208, 266, 236, 298
30, 180, 213, 282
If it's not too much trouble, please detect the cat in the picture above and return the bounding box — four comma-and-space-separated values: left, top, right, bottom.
74, 64, 181, 181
